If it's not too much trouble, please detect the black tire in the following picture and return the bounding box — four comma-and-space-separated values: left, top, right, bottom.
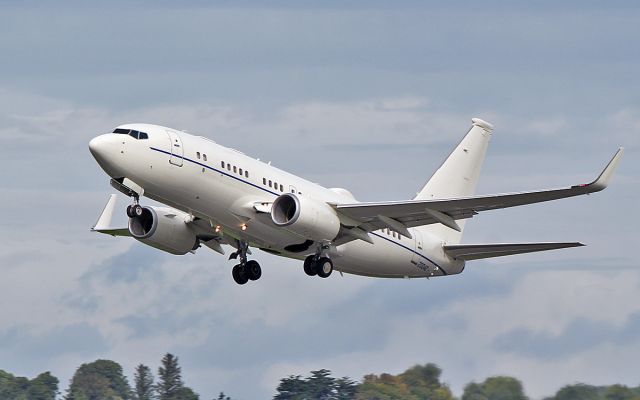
303, 255, 317, 276
232, 265, 248, 285
126, 205, 135, 218
316, 257, 333, 278
246, 260, 262, 281
133, 204, 144, 217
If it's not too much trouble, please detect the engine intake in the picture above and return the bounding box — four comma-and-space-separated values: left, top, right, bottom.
271, 193, 340, 242
128, 206, 198, 255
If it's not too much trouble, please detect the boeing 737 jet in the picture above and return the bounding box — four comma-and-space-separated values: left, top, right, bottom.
89, 118, 623, 285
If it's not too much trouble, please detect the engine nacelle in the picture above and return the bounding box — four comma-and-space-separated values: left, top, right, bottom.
271, 193, 340, 242
128, 206, 198, 255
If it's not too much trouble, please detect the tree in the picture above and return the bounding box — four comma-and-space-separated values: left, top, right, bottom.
461, 376, 527, 400
65, 360, 132, 400
156, 353, 199, 400
274, 375, 306, 400
133, 364, 154, 400
335, 377, 358, 400
0, 369, 59, 400
399, 364, 455, 400
216, 392, 231, 400
306, 369, 335, 400
604, 385, 636, 400
462, 382, 488, 400
550, 384, 600, 400
27, 372, 59, 400
355, 373, 415, 400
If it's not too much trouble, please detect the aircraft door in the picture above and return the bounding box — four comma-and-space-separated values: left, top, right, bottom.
166, 130, 184, 167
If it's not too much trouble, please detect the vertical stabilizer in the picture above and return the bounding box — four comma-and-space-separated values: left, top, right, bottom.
415, 118, 493, 244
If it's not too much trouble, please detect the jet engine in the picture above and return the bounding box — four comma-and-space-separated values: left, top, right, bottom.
271, 193, 340, 242
128, 206, 198, 255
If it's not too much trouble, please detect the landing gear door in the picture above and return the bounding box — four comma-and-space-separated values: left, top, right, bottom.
412, 229, 425, 266
166, 130, 184, 167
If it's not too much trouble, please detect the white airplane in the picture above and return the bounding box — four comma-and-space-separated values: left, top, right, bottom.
89, 118, 623, 285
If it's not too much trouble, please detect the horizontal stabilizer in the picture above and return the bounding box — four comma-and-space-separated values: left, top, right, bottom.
443, 242, 584, 261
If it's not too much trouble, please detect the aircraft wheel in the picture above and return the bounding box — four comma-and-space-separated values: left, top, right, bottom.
132, 204, 144, 217
316, 257, 333, 278
126, 205, 135, 218
303, 255, 317, 276
232, 264, 248, 285
246, 260, 262, 281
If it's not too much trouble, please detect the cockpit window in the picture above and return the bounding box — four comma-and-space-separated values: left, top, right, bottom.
112, 128, 148, 140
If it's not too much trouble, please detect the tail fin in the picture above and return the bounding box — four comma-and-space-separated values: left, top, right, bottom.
415, 118, 493, 244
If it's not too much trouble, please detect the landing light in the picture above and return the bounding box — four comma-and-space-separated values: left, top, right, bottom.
214, 225, 221, 233
241, 224, 247, 231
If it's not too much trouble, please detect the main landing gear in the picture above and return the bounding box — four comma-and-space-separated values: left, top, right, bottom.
229, 240, 262, 285
303, 254, 334, 278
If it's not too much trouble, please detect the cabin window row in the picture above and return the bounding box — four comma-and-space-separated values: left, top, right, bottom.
221, 161, 249, 178
196, 152, 208, 161
262, 178, 284, 192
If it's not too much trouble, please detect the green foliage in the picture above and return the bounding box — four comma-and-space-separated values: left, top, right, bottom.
355, 364, 454, 400
0, 370, 58, 400
156, 353, 199, 400
462, 376, 527, 400
274, 370, 358, 400
133, 364, 154, 400
550, 383, 600, 400
604, 384, 638, 400
65, 359, 132, 400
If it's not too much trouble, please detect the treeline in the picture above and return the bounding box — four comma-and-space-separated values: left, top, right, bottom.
2, 357, 640, 400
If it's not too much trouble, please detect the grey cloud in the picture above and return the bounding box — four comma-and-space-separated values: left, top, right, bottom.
0, 323, 108, 362
493, 312, 640, 360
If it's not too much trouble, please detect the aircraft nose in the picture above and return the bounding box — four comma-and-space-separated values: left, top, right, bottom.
89, 134, 112, 161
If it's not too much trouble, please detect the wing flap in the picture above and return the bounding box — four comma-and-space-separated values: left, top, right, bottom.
443, 242, 584, 261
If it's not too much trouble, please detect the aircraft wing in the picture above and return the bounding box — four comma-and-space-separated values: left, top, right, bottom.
335, 148, 623, 236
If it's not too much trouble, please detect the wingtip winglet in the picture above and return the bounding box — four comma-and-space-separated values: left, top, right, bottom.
588, 147, 624, 191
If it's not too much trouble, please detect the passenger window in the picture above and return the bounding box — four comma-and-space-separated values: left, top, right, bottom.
239, 168, 243, 175
197, 152, 201, 159
233, 166, 237, 173
263, 178, 266, 185
280, 184, 283, 192
139, 132, 148, 139
245, 171, 249, 178
221, 161, 224, 167
203, 154, 207, 161
269, 180, 272, 188
227, 164, 231, 171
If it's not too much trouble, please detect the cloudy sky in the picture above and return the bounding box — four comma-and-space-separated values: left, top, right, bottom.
0, 1, 638, 399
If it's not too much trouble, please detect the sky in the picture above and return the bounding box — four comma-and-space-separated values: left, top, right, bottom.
0, 1, 639, 399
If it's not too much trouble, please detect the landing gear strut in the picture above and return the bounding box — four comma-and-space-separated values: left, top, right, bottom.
229, 240, 262, 285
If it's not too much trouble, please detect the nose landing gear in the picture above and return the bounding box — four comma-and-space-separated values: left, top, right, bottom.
126, 195, 143, 218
